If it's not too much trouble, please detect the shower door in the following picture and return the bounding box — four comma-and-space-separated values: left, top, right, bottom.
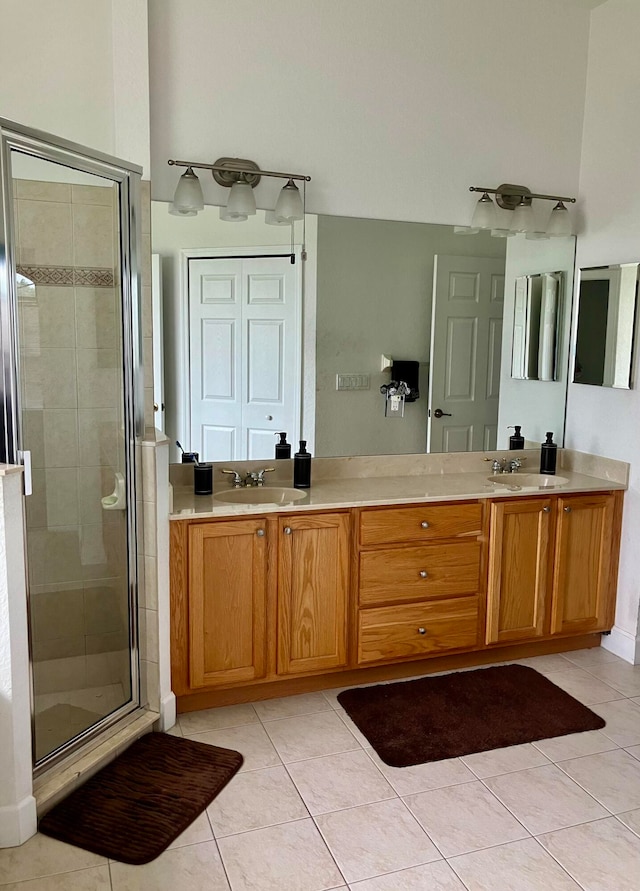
0, 120, 143, 768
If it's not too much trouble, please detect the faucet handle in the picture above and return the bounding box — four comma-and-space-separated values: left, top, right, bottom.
254, 467, 275, 485
221, 469, 244, 487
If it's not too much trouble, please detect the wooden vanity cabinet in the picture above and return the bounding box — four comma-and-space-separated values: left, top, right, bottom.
171, 510, 350, 695
186, 518, 268, 688
277, 512, 350, 675
356, 501, 485, 665
486, 491, 622, 646
551, 493, 618, 635
485, 498, 551, 644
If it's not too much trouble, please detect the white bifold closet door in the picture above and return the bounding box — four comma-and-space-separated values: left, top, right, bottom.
188, 254, 301, 462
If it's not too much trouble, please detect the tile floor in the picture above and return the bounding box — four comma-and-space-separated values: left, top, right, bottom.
3, 648, 640, 890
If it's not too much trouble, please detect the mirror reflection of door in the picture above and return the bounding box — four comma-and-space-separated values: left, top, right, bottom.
187, 251, 301, 461
428, 255, 505, 452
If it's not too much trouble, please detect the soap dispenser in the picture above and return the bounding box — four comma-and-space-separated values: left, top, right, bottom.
540, 432, 557, 475
275, 432, 291, 459
293, 440, 311, 488
508, 426, 524, 450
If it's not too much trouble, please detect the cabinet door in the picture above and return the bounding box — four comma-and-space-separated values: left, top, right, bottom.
486, 498, 551, 644
277, 512, 350, 674
551, 494, 615, 635
188, 519, 267, 688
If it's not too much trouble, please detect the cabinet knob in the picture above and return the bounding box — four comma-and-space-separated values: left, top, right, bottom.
418, 627, 426, 635
256, 528, 265, 537
419, 570, 428, 578
542, 506, 551, 513
284, 526, 292, 534
420, 521, 430, 529
564, 506, 572, 513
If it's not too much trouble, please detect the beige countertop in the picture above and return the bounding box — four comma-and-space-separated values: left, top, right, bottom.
170, 468, 626, 520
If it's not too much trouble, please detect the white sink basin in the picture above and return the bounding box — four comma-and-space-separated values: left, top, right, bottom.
213, 486, 308, 505
488, 473, 569, 487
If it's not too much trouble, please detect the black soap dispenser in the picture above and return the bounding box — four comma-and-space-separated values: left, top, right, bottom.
540, 432, 557, 475
508, 426, 524, 450
275, 432, 291, 459
293, 440, 311, 489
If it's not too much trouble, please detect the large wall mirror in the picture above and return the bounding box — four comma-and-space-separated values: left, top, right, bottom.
151, 203, 575, 461
573, 263, 639, 389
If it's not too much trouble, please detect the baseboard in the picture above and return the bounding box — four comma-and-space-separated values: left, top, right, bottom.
601, 625, 639, 664
157, 692, 177, 732
0, 795, 37, 848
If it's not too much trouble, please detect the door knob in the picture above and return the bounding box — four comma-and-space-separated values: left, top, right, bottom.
433, 408, 452, 418
418, 627, 426, 635
564, 506, 572, 513
256, 529, 265, 537
284, 526, 292, 534
542, 506, 551, 513
419, 570, 428, 578
266, 415, 273, 421
420, 521, 430, 529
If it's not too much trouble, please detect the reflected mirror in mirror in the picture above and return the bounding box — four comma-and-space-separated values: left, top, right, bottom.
151, 203, 575, 460
574, 263, 639, 389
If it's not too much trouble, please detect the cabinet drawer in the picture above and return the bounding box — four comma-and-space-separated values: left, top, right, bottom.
358, 596, 479, 664
359, 541, 481, 606
359, 502, 482, 547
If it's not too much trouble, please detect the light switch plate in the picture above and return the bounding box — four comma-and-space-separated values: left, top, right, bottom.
336, 373, 370, 391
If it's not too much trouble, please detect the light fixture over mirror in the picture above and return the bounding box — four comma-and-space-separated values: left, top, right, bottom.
167, 156, 311, 223
458, 183, 577, 239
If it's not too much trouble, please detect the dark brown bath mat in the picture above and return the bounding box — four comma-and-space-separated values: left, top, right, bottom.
39, 732, 243, 864
338, 664, 606, 767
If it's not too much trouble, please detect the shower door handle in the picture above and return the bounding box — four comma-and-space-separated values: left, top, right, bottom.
17, 450, 32, 496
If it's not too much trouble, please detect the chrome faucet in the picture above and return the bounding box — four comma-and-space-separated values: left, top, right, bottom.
483, 456, 527, 474
221, 467, 275, 487
246, 468, 275, 487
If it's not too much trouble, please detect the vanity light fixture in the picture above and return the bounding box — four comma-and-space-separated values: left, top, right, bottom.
170, 166, 205, 214
457, 184, 576, 238
167, 156, 311, 223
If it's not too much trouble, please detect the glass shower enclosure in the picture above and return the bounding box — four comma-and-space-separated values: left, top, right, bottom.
0, 119, 143, 769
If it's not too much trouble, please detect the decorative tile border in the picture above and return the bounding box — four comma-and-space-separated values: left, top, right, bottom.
16, 264, 115, 288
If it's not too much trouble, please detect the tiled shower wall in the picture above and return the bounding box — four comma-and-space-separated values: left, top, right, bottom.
15, 178, 130, 698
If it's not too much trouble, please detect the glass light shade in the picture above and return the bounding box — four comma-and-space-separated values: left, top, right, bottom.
172, 167, 204, 212
219, 206, 248, 222
470, 193, 496, 229
509, 199, 535, 233
226, 179, 256, 216
265, 210, 292, 227
453, 226, 480, 235
526, 231, 550, 240
274, 179, 304, 221
547, 201, 573, 237
490, 228, 516, 238
169, 205, 197, 217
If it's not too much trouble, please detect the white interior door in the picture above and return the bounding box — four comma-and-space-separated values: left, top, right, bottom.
428, 254, 505, 453
189, 254, 301, 461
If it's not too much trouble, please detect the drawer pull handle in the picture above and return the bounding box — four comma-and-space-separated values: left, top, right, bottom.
564, 506, 572, 513
418, 627, 427, 635
420, 521, 430, 529
256, 529, 265, 537
284, 526, 292, 534
542, 506, 551, 513
419, 570, 428, 578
